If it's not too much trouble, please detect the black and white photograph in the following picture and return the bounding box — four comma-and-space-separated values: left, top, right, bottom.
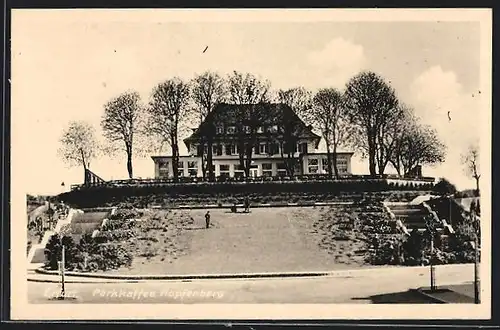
10, 9, 491, 320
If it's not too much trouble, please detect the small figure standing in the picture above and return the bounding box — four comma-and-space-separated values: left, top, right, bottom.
205, 211, 211, 229
244, 197, 250, 213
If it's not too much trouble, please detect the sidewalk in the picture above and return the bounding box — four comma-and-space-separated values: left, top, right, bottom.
30, 263, 475, 283
415, 283, 478, 304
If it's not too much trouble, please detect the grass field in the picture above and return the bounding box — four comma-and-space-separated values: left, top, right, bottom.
103, 206, 385, 275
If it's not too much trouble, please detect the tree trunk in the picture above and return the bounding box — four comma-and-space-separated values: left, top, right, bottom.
368, 132, 377, 176
207, 138, 214, 181
244, 144, 252, 177
280, 142, 291, 177
332, 144, 339, 179
391, 156, 401, 176
126, 145, 133, 179
171, 134, 179, 182
81, 149, 88, 184
475, 176, 480, 196
287, 153, 296, 178
83, 164, 88, 185
200, 141, 206, 179
325, 142, 333, 179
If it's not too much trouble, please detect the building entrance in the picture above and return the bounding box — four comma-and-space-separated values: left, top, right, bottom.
250, 168, 259, 178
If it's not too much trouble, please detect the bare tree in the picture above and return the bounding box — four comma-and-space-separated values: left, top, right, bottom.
101, 91, 145, 179
58, 121, 99, 179
462, 143, 481, 195
277, 87, 312, 122
390, 119, 446, 177
226, 71, 272, 177
277, 87, 313, 177
344, 71, 400, 176
147, 78, 191, 182
227, 71, 271, 104
231, 103, 273, 178
191, 71, 227, 180
310, 88, 348, 178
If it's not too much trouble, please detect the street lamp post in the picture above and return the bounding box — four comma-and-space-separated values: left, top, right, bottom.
425, 215, 437, 292
60, 243, 65, 299
430, 233, 436, 291
471, 209, 480, 304
474, 232, 480, 304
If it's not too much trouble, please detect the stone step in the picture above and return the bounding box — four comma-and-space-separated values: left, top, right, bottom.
31, 248, 46, 264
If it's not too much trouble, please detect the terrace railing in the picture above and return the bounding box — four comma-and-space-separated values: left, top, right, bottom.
69, 174, 436, 191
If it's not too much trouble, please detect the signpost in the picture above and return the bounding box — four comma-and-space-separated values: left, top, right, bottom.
474, 233, 480, 304
471, 209, 480, 304
430, 233, 436, 291
60, 243, 66, 300
425, 215, 437, 291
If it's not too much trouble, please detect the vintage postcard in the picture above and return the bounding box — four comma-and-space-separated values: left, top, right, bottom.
10, 8, 492, 320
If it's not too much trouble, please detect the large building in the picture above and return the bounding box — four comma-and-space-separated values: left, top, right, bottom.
152, 103, 353, 179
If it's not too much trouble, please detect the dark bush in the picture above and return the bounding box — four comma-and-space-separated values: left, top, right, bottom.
366, 234, 405, 265
433, 178, 457, 195
109, 208, 144, 221
81, 243, 133, 271
44, 234, 78, 270
102, 219, 136, 231
94, 229, 135, 243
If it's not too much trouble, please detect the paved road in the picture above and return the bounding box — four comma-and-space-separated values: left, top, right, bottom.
29, 264, 476, 304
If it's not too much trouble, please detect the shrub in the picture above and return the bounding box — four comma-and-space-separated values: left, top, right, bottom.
44, 234, 79, 270
109, 208, 144, 221
401, 230, 430, 265
81, 244, 133, 271
365, 234, 405, 265
102, 219, 135, 231
433, 178, 457, 195
94, 229, 135, 243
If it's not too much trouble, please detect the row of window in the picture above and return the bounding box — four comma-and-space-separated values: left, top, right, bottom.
196, 142, 309, 156
159, 161, 295, 178
216, 125, 279, 135
307, 157, 349, 174
307, 158, 349, 166
160, 157, 347, 170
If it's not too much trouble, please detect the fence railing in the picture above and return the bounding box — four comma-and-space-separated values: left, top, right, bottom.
69, 174, 435, 191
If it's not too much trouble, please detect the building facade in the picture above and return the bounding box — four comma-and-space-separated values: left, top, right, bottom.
151, 103, 353, 179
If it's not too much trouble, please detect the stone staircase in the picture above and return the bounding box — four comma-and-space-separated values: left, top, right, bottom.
27, 208, 113, 266
384, 201, 451, 235
389, 204, 430, 231
66, 211, 111, 243
27, 208, 83, 265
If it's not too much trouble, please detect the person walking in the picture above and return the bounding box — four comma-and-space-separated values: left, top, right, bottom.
205, 211, 211, 229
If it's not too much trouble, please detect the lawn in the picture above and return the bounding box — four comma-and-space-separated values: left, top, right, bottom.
104, 206, 387, 275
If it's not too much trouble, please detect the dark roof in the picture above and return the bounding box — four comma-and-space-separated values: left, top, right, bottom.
184, 103, 321, 145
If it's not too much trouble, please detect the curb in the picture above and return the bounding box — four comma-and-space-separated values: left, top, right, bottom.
28, 278, 143, 284
150, 202, 354, 210
34, 268, 341, 281
413, 288, 448, 304
32, 264, 474, 282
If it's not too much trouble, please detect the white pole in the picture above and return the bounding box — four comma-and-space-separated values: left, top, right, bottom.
60, 243, 65, 299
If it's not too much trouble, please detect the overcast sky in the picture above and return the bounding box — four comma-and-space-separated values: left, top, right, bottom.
11, 10, 487, 195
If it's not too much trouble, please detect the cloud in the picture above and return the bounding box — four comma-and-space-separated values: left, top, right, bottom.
409, 65, 481, 189
305, 38, 367, 88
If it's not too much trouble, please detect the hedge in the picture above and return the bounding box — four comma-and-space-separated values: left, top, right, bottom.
58, 180, 433, 208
